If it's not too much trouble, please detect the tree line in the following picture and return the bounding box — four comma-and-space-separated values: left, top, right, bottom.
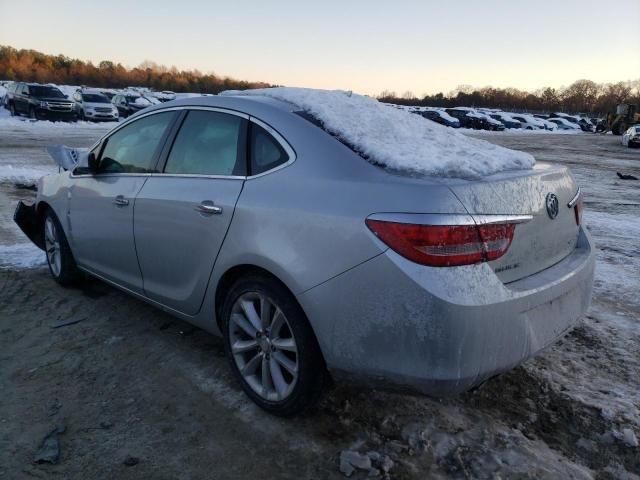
379, 79, 640, 115
2, 45, 638, 115
0, 45, 270, 94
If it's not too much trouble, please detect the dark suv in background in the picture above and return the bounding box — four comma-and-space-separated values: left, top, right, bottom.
6, 83, 76, 121
445, 108, 498, 130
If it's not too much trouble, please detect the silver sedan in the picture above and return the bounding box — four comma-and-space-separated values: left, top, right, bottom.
14, 95, 595, 416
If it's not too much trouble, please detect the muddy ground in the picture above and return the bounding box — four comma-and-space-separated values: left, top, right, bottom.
1, 125, 639, 479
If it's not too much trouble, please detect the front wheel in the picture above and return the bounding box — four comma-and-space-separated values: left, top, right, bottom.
29, 107, 37, 120
222, 274, 326, 416
9, 103, 16, 116
43, 210, 81, 286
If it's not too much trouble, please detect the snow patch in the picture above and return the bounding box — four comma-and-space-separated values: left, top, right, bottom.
0, 244, 46, 269
223, 88, 535, 179
0, 164, 54, 186
584, 210, 640, 306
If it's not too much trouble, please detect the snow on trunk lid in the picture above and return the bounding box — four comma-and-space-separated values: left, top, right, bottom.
448, 163, 581, 283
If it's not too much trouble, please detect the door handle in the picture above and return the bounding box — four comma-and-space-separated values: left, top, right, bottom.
195, 201, 222, 215
113, 195, 129, 207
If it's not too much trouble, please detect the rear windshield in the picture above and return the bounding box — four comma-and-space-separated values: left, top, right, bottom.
82, 93, 109, 103
294, 110, 368, 160
30, 86, 65, 98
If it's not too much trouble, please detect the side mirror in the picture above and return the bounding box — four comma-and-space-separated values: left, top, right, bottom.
87, 152, 99, 173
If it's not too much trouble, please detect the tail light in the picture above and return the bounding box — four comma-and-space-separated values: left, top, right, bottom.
573, 198, 583, 226
365, 219, 516, 267
568, 187, 583, 226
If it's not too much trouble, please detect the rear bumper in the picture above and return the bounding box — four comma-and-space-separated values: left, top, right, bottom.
14, 201, 44, 250
298, 227, 595, 396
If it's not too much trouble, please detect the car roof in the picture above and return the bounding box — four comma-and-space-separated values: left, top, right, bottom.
143, 94, 296, 119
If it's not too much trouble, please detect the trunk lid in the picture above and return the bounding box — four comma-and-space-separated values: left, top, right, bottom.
447, 163, 580, 283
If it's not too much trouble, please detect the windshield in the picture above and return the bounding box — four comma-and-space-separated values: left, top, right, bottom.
82, 93, 109, 103
126, 95, 141, 102
30, 86, 65, 98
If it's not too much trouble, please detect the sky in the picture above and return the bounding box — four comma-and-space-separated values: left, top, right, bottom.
1, 0, 638, 96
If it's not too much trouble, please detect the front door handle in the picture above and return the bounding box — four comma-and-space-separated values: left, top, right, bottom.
195, 200, 222, 215
113, 195, 129, 207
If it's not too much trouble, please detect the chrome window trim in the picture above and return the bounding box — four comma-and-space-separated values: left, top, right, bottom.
567, 187, 582, 208
150, 173, 246, 180
70, 172, 153, 178
367, 213, 477, 226
367, 213, 533, 226
80, 105, 297, 180
87, 106, 249, 151
472, 214, 534, 225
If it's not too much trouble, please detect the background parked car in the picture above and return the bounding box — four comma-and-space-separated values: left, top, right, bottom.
2, 81, 18, 109
6, 82, 76, 121
547, 117, 581, 130
488, 112, 522, 129
72, 90, 119, 122
153, 90, 177, 102
445, 108, 500, 130
622, 125, 640, 147
510, 113, 550, 130
451, 108, 505, 131
111, 92, 157, 118
420, 109, 461, 128
99, 90, 116, 101
550, 112, 593, 132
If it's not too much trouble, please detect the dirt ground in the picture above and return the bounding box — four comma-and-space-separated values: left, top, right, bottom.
1, 125, 639, 479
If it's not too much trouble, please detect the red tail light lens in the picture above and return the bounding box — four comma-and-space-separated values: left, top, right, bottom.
365, 219, 516, 267
574, 199, 583, 225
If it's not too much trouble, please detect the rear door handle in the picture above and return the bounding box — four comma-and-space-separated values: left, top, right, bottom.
195, 200, 222, 215
113, 195, 129, 207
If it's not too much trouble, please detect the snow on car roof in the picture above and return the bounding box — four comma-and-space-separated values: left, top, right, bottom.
223, 88, 534, 179
508, 113, 545, 126
492, 112, 518, 121
424, 108, 458, 123
549, 117, 575, 126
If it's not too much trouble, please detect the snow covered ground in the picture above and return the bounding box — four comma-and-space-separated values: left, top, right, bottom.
0, 118, 638, 478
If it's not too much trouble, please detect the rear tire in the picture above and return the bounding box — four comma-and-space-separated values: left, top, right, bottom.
9, 103, 16, 116
43, 209, 81, 286
221, 274, 326, 416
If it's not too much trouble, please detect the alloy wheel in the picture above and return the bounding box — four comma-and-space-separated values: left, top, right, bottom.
229, 292, 299, 402
44, 216, 61, 277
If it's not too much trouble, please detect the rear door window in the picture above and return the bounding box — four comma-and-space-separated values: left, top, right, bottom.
99, 111, 175, 174
164, 110, 246, 176
249, 123, 289, 175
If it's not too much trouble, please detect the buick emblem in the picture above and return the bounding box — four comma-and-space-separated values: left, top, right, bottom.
546, 193, 559, 219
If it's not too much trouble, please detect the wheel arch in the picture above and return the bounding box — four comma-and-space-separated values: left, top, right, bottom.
213, 263, 328, 369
